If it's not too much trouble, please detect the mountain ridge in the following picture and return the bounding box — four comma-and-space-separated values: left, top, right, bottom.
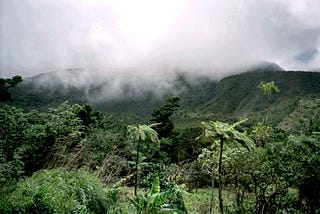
10, 66, 320, 133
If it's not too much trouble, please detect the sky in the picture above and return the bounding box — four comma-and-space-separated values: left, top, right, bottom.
1, 0, 320, 79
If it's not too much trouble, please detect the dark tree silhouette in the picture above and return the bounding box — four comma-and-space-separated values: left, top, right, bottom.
151, 96, 180, 139
0, 75, 22, 102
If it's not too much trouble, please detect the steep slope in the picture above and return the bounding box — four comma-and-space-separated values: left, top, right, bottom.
200, 71, 319, 116
10, 68, 320, 132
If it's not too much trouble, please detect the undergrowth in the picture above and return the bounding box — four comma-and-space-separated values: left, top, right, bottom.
0, 169, 121, 214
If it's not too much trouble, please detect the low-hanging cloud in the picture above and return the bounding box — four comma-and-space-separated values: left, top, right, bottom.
1, 0, 320, 80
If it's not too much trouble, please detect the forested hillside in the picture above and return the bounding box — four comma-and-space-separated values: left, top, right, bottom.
1, 68, 320, 213
11, 69, 320, 133
2, 0, 320, 212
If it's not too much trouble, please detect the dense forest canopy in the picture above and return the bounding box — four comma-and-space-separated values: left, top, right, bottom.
1, 70, 319, 213
2, 0, 320, 212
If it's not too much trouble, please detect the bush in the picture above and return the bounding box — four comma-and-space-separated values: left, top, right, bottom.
0, 103, 82, 180
0, 169, 120, 213
131, 177, 187, 214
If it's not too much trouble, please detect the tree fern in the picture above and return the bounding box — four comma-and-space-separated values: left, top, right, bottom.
127, 124, 160, 196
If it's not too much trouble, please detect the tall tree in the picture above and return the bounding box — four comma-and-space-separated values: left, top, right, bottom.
151, 96, 180, 139
198, 146, 219, 214
258, 81, 280, 125
201, 119, 253, 214
0, 75, 22, 102
72, 104, 107, 131
127, 124, 160, 196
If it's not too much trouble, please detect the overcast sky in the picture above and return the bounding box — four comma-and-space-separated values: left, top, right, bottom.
1, 0, 320, 78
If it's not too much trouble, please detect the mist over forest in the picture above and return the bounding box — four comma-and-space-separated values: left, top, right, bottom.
1, 0, 320, 79
1, 1, 320, 213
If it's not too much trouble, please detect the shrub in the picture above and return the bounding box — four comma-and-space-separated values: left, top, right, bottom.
131, 176, 187, 214
0, 169, 120, 213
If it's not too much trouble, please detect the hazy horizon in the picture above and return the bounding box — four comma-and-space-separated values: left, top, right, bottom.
1, 0, 320, 79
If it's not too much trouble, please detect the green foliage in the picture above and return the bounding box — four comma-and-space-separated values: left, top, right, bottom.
276, 134, 320, 213
278, 99, 320, 135
1, 72, 320, 213
236, 131, 320, 213
151, 96, 181, 139
250, 123, 275, 147
183, 188, 217, 214
200, 119, 253, 213
171, 127, 204, 162
201, 119, 254, 151
235, 147, 290, 213
0, 103, 82, 182
0, 101, 128, 191
46, 128, 128, 181
131, 176, 187, 214
258, 81, 280, 96
127, 124, 160, 195
127, 124, 160, 144
182, 160, 211, 190
0, 75, 22, 102
11, 71, 320, 132
0, 101, 122, 188
0, 169, 121, 214
0, 106, 28, 180
258, 81, 280, 125
73, 104, 108, 131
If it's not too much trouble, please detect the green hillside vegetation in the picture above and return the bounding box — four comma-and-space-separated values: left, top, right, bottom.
11, 70, 320, 134
1, 69, 320, 213
192, 71, 320, 128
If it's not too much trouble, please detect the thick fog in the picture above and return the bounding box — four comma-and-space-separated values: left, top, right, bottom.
1, 0, 320, 80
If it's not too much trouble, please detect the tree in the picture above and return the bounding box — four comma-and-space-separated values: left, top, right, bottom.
198, 146, 219, 214
151, 96, 180, 139
250, 122, 275, 147
0, 75, 22, 102
72, 104, 107, 131
0, 102, 82, 182
258, 81, 280, 125
201, 119, 253, 214
127, 124, 160, 196
279, 134, 320, 213
239, 146, 291, 213
130, 176, 187, 213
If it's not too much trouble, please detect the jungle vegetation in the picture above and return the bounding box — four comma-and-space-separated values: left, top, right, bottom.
1, 71, 320, 213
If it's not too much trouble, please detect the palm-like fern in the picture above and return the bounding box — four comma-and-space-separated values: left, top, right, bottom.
127, 124, 160, 196
201, 119, 253, 214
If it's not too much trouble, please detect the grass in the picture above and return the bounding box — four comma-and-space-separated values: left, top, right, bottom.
183, 187, 241, 214
0, 173, 301, 214
183, 188, 213, 213
0, 169, 118, 213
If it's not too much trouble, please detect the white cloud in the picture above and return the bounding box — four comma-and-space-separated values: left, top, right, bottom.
1, 0, 320, 78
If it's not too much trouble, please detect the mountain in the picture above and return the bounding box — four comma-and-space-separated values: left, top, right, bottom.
10, 65, 320, 133
177, 70, 320, 131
